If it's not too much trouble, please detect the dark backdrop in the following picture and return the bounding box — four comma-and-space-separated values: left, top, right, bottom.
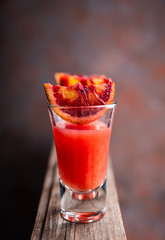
1, 0, 165, 239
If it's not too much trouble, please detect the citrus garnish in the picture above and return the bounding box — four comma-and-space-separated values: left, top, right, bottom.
44, 73, 115, 124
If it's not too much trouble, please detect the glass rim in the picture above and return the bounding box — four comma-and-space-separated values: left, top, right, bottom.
47, 101, 117, 109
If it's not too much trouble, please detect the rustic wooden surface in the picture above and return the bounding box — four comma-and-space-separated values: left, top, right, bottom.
31, 144, 127, 240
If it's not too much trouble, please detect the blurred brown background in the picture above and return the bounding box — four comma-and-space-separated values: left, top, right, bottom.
1, 0, 165, 239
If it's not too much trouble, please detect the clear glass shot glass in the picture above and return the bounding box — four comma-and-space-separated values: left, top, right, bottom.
47, 102, 116, 223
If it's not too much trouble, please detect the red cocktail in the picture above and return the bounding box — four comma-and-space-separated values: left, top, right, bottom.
53, 120, 111, 191
44, 72, 116, 222
48, 104, 116, 222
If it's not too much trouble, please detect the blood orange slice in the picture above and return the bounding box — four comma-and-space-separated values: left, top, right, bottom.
54, 72, 111, 86
44, 77, 115, 124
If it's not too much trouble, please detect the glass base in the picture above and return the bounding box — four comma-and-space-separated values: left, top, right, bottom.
59, 179, 106, 223
61, 208, 105, 223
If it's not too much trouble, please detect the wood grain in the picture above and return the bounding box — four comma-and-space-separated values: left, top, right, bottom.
31, 145, 56, 240
31, 145, 127, 240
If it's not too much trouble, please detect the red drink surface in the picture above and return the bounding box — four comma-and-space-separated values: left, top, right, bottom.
53, 120, 111, 191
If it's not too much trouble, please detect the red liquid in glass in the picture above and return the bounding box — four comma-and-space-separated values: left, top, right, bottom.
53, 120, 111, 191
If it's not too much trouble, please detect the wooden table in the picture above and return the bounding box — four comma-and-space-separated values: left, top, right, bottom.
31, 144, 127, 240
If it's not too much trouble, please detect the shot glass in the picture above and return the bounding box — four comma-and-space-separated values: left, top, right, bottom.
47, 103, 116, 223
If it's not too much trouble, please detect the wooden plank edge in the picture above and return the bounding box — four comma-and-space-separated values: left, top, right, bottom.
31, 144, 56, 240
106, 158, 127, 239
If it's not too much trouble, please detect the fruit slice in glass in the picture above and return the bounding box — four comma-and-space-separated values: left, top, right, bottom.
47, 103, 116, 223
